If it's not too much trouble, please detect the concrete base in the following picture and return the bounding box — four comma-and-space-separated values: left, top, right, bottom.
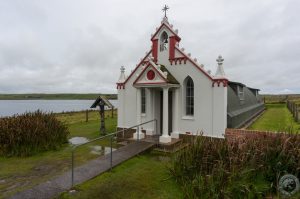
133, 132, 145, 140
145, 129, 154, 136
159, 135, 172, 143
171, 132, 180, 139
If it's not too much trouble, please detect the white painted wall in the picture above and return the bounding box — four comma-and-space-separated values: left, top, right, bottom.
117, 24, 227, 139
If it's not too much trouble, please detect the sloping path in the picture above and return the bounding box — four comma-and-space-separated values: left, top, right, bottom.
10, 141, 155, 199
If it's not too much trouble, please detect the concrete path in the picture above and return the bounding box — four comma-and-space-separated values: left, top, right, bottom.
10, 141, 155, 199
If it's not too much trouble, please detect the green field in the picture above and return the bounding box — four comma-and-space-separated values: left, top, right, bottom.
262, 94, 300, 103
59, 153, 182, 199
0, 110, 117, 198
0, 110, 181, 199
0, 93, 117, 100
249, 103, 300, 132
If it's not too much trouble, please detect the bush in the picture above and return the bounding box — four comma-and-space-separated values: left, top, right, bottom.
169, 133, 300, 198
0, 110, 69, 157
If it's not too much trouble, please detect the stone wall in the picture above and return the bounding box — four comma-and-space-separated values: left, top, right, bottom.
225, 128, 290, 143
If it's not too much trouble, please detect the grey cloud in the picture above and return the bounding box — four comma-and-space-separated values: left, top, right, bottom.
0, 0, 299, 94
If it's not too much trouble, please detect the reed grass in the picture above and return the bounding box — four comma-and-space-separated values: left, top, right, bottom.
0, 110, 69, 157
169, 133, 300, 198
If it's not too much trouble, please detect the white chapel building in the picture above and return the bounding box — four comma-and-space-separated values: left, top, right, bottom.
116, 14, 230, 144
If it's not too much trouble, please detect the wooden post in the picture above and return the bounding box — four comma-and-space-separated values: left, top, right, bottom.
100, 100, 105, 135
296, 105, 299, 122
297, 108, 300, 123
85, 110, 88, 122
295, 104, 298, 119
111, 106, 114, 118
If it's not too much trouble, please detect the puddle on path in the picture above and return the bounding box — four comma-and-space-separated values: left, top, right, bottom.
69, 137, 89, 145
89, 145, 116, 155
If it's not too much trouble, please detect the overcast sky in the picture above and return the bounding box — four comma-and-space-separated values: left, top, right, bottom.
0, 0, 299, 94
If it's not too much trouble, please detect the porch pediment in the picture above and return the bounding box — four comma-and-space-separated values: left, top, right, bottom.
133, 61, 179, 86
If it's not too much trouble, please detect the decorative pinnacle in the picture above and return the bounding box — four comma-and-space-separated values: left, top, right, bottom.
215, 55, 226, 77
118, 66, 126, 83
216, 55, 224, 65
162, 5, 169, 18
120, 66, 125, 72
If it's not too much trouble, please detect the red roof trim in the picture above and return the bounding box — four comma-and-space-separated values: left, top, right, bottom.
133, 62, 168, 85
151, 23, 181, 41
123, 50, 152, 85
174, 47, 214, 81
134, 82, 168, 86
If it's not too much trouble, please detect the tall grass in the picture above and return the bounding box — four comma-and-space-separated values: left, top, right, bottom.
169, 133, 300, 198
0, 110, 69, 157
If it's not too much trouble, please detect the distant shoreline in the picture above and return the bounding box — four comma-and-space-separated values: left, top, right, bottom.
0, 93, 117, 100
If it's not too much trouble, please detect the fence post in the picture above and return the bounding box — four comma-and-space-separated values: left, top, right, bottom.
297, 108, 300, 122
296, 104, 298, 119
85, 110, 88, 122
71, 150, 74, 187
110, 136, 113, 171
137, 126, 139, 141
111, 107, 114, 118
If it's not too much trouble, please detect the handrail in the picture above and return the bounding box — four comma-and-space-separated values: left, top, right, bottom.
72, 119, 157, 149
71, 119, 157, 187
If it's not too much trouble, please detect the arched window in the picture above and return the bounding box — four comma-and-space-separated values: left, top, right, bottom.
160, 31, 168, 51
141, 88, 146, 114
185, 77, 194, 116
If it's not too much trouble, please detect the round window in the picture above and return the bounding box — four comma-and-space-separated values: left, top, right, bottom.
147, 70, 155, 80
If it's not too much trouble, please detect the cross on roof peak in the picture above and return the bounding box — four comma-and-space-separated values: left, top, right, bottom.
162, 5, 169, 18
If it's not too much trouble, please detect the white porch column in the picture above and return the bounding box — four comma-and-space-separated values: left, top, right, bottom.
159, 87, 171, 143
171, 88, 180, 138
133, 88, 145, 139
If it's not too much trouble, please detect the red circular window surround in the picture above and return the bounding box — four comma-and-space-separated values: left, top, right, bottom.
147, 70, 155, 80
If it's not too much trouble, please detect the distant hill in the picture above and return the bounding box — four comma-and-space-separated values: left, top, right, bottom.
0, 93, 117, 100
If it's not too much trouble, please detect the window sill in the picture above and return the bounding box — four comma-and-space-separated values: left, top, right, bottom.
182, 116, 194, 120
141, 113, 146, 117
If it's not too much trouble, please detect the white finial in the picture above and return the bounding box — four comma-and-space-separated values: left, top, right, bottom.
162, 17, 169, 24
120, 66, 125, 72
200, 64, 204, 68
207, 70, 211, 75
194, 58, 197, 62
181, 48, 185, 51
118, 66, 126, 83
175, 29, 178, 34
217, 55, 224, 65
188, 53, 191, 57
170, 24, 173, 28
215, 55, 226, 77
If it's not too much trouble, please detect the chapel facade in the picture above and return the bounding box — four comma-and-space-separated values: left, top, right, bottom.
116, 15, 264, 143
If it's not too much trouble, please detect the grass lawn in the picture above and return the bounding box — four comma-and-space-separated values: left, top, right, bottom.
249, 103, 300, 132
59, 152, 183, 199
0, 110, 117, 198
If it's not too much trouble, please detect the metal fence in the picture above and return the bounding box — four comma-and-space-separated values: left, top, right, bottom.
71, 119, 157, 187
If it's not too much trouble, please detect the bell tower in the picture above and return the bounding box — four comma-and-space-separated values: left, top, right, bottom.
151, 5, 181, 63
